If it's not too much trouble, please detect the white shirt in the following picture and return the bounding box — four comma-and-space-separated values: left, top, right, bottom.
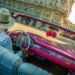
0, 31, 13, 51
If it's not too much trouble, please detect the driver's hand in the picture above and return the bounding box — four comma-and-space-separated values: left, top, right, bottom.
22, 49, 29, 57
9, 34, 15, 38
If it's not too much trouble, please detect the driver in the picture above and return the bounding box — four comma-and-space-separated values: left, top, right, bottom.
0, 8, 15, 51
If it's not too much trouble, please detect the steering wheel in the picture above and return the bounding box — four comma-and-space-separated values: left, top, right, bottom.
8, 30, 31, 52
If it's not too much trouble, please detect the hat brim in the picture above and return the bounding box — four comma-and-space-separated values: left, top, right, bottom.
0, 17, 15, 29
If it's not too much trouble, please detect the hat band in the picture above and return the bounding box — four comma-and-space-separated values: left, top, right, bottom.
0, 21, 9, 24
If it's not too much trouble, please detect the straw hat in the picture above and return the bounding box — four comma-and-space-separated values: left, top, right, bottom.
0, 8, 15, 29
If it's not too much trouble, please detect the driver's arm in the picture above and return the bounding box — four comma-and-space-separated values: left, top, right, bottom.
0, 32, 13, 51
3, 37, 13, 51
1, 35, 13, 51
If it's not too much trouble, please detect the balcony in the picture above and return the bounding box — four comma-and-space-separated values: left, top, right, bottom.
12, 3, 18, 10
8, 2, 13, 8
0, 0, 2, 6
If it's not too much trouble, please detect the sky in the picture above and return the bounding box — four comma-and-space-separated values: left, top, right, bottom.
68, 3, 75, 24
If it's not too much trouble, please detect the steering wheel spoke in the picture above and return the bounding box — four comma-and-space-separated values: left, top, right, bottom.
8, 30, 31, 52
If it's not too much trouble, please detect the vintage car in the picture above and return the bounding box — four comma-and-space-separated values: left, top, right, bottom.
11, 14, 75, 73
7, 30, 75, 72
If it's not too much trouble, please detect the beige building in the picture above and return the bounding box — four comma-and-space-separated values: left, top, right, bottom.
0, 0, 75, 34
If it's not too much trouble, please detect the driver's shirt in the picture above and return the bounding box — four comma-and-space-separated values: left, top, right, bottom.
0, 31, 13, 51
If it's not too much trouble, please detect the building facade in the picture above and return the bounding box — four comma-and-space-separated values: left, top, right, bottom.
0, 0, 75, 35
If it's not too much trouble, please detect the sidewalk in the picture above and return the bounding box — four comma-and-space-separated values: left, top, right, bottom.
56, 36, 75, 50
56, 36, 75, 44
